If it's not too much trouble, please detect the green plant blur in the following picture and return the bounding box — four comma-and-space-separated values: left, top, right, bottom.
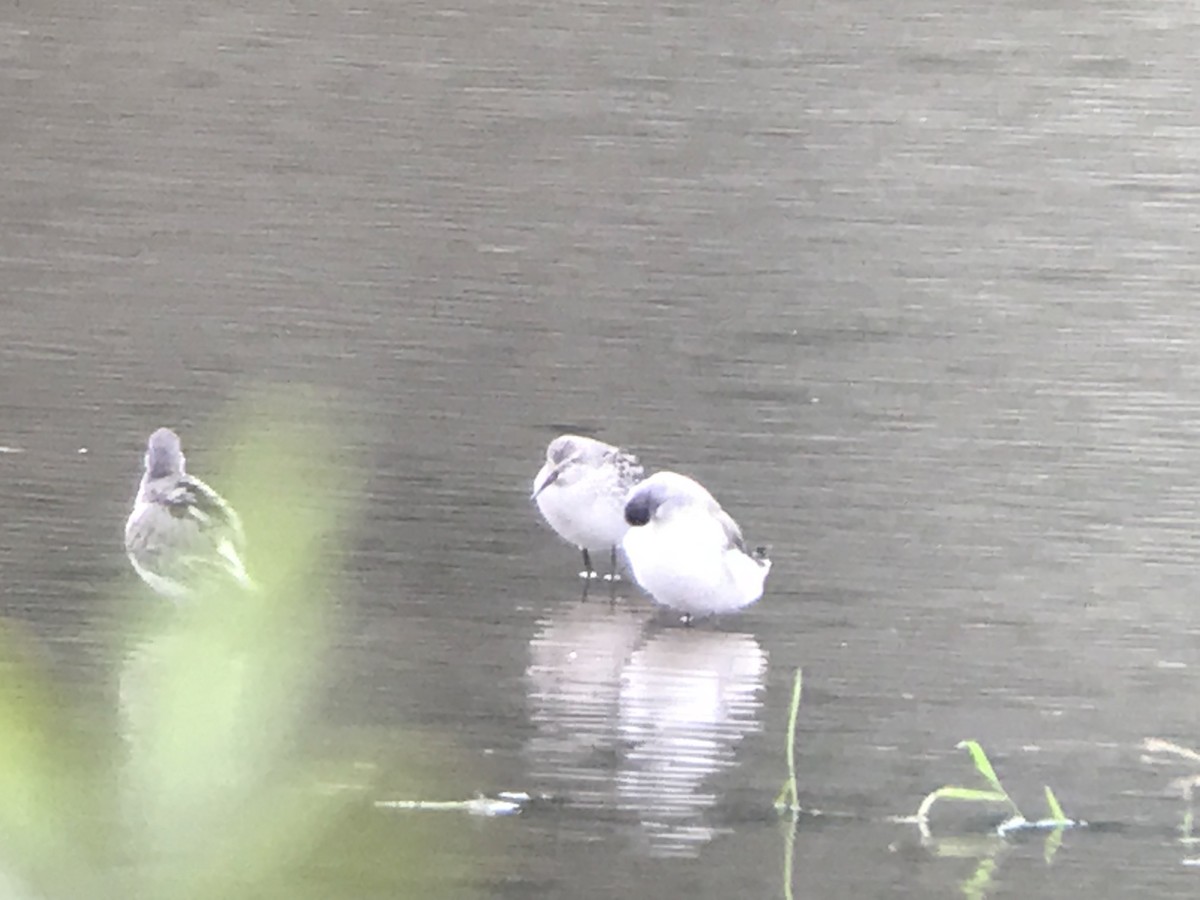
0, 403, 489, 900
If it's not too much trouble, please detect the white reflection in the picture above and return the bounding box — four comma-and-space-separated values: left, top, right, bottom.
526, 598, 652, 808
616, 627, 767, 856
526, 600, 767, 857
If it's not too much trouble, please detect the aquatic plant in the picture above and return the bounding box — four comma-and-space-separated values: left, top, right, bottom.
770, 668, 803, 900
908, 740, 1081, 846
773, 668, 804, 816
890, 740, 1082, 898
1142, 737, 1200, 866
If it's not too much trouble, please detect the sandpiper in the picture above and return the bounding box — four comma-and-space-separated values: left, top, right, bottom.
532, 434, 644, 581
124, 427, 254, 600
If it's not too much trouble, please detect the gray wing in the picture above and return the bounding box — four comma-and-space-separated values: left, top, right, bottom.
130, 475, 249, 589
161, 475, 246, 548
711, 502, 747, 553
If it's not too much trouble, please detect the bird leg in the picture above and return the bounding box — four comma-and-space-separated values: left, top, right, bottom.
601, 545, 623, 583
579, 548, 598, 580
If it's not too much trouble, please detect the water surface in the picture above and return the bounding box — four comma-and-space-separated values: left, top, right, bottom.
3, 0, 1200, 895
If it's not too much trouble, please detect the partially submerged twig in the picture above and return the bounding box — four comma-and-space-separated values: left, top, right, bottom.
375, 792, 530, 817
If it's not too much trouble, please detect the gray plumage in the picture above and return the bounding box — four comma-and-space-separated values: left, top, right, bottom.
124, 428, 253, 600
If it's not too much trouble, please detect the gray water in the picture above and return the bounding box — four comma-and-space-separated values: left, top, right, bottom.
4, 0, 1200, 895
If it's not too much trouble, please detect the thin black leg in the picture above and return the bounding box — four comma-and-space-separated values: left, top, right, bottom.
579, 549, 593, 599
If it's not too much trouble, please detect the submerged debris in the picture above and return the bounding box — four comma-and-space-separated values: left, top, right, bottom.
375, 791, 545, 818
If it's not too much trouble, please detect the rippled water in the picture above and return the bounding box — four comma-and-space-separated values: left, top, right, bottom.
5, 0, 1200, 896
528, 601, 767, 856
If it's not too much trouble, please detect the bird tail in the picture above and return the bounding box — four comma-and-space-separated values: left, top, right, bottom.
217, 540, 258, 592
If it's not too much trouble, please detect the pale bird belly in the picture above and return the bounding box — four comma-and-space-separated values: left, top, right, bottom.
537, 485, 629, 551
623, 524, 765, 616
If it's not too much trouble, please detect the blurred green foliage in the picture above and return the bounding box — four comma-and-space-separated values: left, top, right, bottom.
0, 404, 491, 900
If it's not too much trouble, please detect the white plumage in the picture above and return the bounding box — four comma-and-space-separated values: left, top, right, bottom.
621, 471, 770, 617
532, 434, 643, 579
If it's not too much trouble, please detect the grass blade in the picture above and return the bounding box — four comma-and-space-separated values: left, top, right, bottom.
915, 786, 1010, 823
1044, 786, 1065, 822
774, 669, 803, 814
1043, 826, 1065, 864
956, 741, 1004, 796
960, 857, 997, 900
956, 741, 1022, 816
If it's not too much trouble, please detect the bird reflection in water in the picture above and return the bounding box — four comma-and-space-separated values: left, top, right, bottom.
526, 599, 767, 857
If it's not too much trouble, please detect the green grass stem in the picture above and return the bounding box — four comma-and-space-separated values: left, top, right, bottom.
773, 668, 803, 815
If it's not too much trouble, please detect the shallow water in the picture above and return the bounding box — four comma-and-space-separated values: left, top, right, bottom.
4, 0, 1200, 895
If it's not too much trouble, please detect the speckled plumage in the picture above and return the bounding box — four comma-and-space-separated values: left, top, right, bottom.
124, 428, 254, 600
532, 434, 644, 579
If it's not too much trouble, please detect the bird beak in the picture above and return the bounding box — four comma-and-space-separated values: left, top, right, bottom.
532, 462, 565, 500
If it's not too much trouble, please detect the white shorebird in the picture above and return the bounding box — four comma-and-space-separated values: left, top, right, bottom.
532, 434, 644, 581
621, 471, 771, 619
124, 428, 254, 600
